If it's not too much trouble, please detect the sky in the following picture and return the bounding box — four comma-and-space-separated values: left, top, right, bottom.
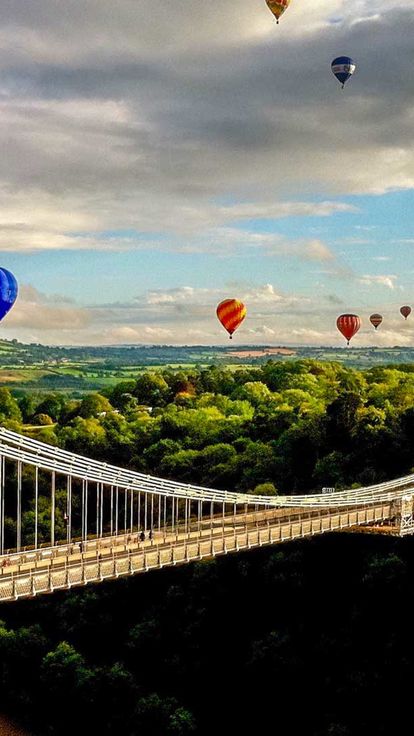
0, 0, 414, 347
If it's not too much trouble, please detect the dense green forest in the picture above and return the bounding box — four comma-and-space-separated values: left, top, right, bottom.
1, 536, 414, 735
4, 358, 414, 494
1, 359, 414, 734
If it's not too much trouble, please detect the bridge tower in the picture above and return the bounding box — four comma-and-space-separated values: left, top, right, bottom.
395, 494, 414, 536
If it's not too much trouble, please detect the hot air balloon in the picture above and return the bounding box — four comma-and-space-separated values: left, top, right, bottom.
400, 305, 411, 320
336, 314, 361, 345
0, 268, 18, 322
370, 314, 383, 330
216, 299, 246, 339
331, 56, 356, 88
266, 0, 291, 24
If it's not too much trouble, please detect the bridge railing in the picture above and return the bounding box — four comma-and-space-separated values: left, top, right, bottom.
0, 498, 396, 603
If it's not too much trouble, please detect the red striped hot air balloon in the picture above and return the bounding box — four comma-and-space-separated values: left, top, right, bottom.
336, 314, 361, 345
216, 299, 246, 339
370, 313, 383, 330
400, 305, 411, 320
266, 0, 291, 24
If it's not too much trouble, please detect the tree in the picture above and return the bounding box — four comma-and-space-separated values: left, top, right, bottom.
253, 482, 278, 496
18, 394, 37, 423
0, 388, 21, 424
33, 413, 54, 426
233, 381, 274, 407
144, 439, 182, 471
325, 391, 364, 452
36, 393, 67, 422
160, 449, 201, 482
132, 694, 196, 736
59, 417, 107, 457
133, 373, 169, 406
0, 621, 48, 710
40, 642, 95, 734
105, 380, 136, 409
79, 393, 113, 418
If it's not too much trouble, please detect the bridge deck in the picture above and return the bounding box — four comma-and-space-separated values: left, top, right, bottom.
0, 502, 394, 603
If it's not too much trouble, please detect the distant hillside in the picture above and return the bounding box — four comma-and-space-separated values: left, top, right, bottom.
0, 338, 413, 392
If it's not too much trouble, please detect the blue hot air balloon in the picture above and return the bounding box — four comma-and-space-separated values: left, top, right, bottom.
0, 269, 18, 322
331, 56, 356, 88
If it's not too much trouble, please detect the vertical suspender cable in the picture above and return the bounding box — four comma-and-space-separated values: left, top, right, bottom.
176, 497, 179, 537
67, 476, 72, 544
100, 483, 104, 537
115, 486, 119, 536
81, 479, 85, 541
51, 470, 56, 548
124, 489, 127, 534
130, 489, 133, 533
1, 456, 4, 555
0, 454, 3, 555
151, 494, 154, 535
85, 479, 88, 541
144, 493, 148, 533
163, 495, 167, 540
17, 460, 22, 552
34, 466, 39, 551
110, 485, 114, 537
138, 492, 141, 534
96, 483, 99, 538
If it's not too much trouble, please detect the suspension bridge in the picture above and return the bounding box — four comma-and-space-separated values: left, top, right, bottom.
0, 427, 412, 603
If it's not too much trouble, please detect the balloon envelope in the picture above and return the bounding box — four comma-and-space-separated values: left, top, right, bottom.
266, 0, 291, 23
0, 269, 18, 322
336, 314, 361, 345
400, 305, 411, 319
370, 313, 383, 330
331, 56, 356, 87
216, 299, 246, 339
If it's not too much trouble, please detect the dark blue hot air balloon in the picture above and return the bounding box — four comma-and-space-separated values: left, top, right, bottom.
331, 56, 356, 88
0, 269, 18, 322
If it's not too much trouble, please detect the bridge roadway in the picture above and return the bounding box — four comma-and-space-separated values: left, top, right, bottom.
0, 500, 394, 603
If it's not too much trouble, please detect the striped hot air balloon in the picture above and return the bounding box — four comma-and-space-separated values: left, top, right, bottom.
216, 299, 246, 339
266, 0, 291, 24
336, 314, 361, 345
370, 314, 383, 330
400, 306, 411, 320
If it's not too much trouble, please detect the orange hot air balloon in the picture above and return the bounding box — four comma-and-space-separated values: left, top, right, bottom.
216, 299, 246, 339
370, 313, 383, 330
266, 0, 291, 24
400, 305, 411, 320
336, 314, 361, 345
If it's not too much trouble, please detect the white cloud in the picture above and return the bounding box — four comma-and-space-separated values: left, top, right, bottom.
0, 1, 411, 258
359, 274, 398, 289
303, 240, 335, 261
5, 285, 91, 331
